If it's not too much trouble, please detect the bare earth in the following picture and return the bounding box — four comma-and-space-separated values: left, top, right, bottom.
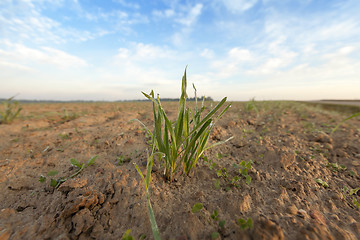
0, 101, 360, 240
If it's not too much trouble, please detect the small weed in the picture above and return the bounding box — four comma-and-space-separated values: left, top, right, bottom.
237, 218, 253, 230
216, 152, 223, 159
117, 155, 131, 165
61, 109, 79, 122
192, 203, 226, 238
0, 96, 22, 124
326, 162, 346, 172
245, 97, 259, 115
39, 156, 97, 188
315, 178, 329, 188
342, 187, 360, 210
58, 133, 70, 140
121, 229, 134, 240
212, 160, 252, 190
203, 156, 217, 170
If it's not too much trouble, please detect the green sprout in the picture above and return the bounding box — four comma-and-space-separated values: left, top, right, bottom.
237, 218, 253, 230
315, 178, 329, 188
331, 112, 360, 134
342, 187, 360, 210
192, 203, 226, 238
245, 97, 259, 115
134, 150, 162, 240
39, 156, 97, 188
326, 162, 346, 172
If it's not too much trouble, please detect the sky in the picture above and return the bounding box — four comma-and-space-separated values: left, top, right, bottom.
0, 0, 359, 101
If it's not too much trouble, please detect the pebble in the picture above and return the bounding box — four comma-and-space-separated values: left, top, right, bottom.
331, 191, 343, 200
315, 132, 333, 144
286, 205, 298, 215
310, 210, 326, 225
329, 214, 340, 221
352, 161, 360, 167
297, 209, 308, 219
0, 228, 11, 240
239, 194, 252, 213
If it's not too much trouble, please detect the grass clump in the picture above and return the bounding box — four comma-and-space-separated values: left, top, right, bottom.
0, 96, 22, 124
135, 67, 232, 182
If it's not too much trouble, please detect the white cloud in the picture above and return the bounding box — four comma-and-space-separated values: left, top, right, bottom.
113, 0, 140, 9
175, 3, 203, 27
115, 43, 176, 61
0, 61, 35, 72
200, 48, 215, 59
220, 0, 258, 13
152, 9, 175, 18
228, 48, 253, 62
0, 42, 87, 69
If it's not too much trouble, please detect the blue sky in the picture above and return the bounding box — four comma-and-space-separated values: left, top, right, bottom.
1, 0, 359, 101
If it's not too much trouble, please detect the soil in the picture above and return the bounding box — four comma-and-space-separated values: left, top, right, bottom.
0, 101, 360, 240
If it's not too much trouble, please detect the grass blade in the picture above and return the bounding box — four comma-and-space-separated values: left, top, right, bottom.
331, 112, 360, 134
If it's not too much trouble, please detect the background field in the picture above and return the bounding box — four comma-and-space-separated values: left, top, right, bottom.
0, 101, 360, 239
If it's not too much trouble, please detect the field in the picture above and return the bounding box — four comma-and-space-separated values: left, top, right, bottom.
0, 100, 360, 239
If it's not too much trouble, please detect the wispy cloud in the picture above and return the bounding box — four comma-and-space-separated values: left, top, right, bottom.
219, 0, 258, 13
0, 41, 87, 69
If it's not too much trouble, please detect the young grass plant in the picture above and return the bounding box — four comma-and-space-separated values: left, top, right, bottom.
134, 150, 162, 240
135, 67, 232, 181
331, 112, 360, 134
0, 96, 22, 124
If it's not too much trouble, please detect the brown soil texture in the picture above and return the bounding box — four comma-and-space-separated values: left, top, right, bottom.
1, 101, 360, 240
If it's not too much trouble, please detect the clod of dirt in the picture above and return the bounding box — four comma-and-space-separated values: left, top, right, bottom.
71, 208, 95, 236
314, 132, 333, 144
252, 215, 284, 240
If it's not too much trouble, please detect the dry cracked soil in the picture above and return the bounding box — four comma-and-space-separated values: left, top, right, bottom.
0, 101, 360, 240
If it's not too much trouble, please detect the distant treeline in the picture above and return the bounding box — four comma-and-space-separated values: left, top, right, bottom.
130, 96, 214, 102
0, 96, 214, 103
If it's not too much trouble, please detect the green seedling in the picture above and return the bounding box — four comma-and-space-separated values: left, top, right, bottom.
121, 229, 134, 240
117, 155, 131, 165
326, 162, 346, 172
216, 152, 223, 159
245, 97, 259, 115
192, 202, 204, 213
331, 112, 360, 134
213, 161, 252, 190
58, 133, 70, 140
192, 203, 226, 238
237, 217, 253, 230
214, 179, 221, 190
62, 109, 78, 121
39, 156, 97, 188
203, 156, 217, 170
134, 149, 162, 240
0, 96, 22, 124
238, 160, 252, 185
133, 67, 232, 182
342, 187, 360, 210
216, 168, 228, 178
315, 178, 329, 188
